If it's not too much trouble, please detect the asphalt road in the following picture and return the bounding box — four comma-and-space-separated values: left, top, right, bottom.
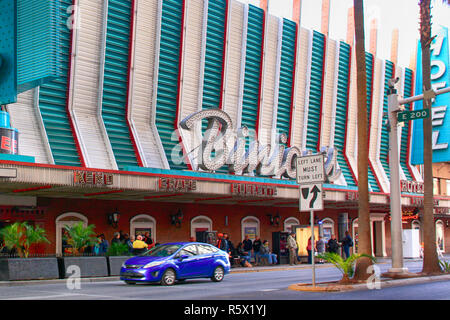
0, 260, 448, 301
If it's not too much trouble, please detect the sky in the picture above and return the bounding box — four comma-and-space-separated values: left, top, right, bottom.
237, 0, 450, 68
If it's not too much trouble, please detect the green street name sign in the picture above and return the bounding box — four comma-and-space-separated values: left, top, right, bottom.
397, 109, 430, 122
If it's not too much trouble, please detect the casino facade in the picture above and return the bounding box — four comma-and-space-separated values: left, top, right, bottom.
0, 0, 449, 257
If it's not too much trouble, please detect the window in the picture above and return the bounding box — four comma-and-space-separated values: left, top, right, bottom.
241, 216, 260, 241
284, 217, 300, 233
446, 180, 450, 196
197, 244, 215, 254
433, 178, 440, 195
179, 245, 198, 257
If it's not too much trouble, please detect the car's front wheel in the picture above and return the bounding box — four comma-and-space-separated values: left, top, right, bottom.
160, 268, 176, 286
211, 266, 225, 282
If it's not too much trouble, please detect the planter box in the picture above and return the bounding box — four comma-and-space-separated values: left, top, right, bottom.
58, 256, 108, 278
108, 256, 131, 276
0, 257, 59, 281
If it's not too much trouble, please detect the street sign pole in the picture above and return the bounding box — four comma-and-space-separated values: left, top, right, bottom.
310, 210, 315, 287
296, 154, 325, 288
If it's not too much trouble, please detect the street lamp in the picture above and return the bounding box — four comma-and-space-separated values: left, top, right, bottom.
388, 81, 450, 274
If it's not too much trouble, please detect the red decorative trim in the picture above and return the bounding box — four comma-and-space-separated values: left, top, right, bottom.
342, 46, 358, 186
237, 198, 276, 204
13, 185, 52, 193
84, 190, 123, 197
144, 193, 184, 200
287, 22, 298, 147
218, 0, 229, 110
255, 8, 266, 137
125, 0, 144, 167
194, 196, 233, 202
66, 0, 86, 168
316, 32, 327, 152
174, 0, 192, 170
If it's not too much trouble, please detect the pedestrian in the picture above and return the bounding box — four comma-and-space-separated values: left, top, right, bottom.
316, 236, 326, 263
252, 236, 262, 265
307, 237, 317, 264
243, 235, 253, 252
143, 232, 153, 246
286, 232, 298, 265
326, 234, 339, 254
111, 232, 121, 245
259, 240, 278, 265
124, 233, 133, 253
216, 233, 229, 253
224, 233, 234, 257
99, 234, 109, 255
236, 242, 252, 267
132, 234, 148, 255
341, 231, 353, 259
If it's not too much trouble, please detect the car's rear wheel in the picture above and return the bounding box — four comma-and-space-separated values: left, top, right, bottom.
211, 266, 224, 282
160, 268, 176, 286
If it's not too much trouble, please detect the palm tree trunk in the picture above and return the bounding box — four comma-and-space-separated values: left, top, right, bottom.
419, 0, 441, 275
352, 0, 373, 281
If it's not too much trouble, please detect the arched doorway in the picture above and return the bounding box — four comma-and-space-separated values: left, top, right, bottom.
284, 217, 300, 233
55, 212, 88, 255
190, 216, 213, 239
130, 214, 156, 242
241, 216, 260, 241
321, 218, 335, 242
436, 220, 445, 252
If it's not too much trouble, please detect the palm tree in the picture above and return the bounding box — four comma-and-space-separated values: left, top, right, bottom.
64, 222, 97, 255
317, 252, 376, 284
0, 222, 50, 258
352, 0, 373, 281
419, 0, 449, 275
22, 223, 50, 258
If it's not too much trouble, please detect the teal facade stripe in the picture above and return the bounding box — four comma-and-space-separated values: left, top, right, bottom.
202, 0, 226, 110
334, 42, 356, 187
241, 4, 264, 138
364, 52, 380, 192
400, 68, 413, 181
38, 0, 81, 167
101, 0, 138, 170
201, 0, 227, 173
380, 60, 394, 180
305, 31, 325, 151
276, 19, 296, 140
17, 0, 62, 93
155, 0, 184, 170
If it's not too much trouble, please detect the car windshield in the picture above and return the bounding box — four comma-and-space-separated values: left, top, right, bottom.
141, 244, 182, 257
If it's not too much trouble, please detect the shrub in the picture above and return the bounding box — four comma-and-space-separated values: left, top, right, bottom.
63, 222, 97, 255
317, 252, 377, 284
0, 222, 50, 258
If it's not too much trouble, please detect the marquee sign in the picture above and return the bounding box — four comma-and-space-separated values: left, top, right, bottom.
179, 109, 341, 182
412, 25, 450, 164
231, 183, 277, 197
73, 171, 113, 186
158, 178, 197, 192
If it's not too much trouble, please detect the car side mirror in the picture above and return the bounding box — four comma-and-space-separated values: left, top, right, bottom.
179, 254, 189, 261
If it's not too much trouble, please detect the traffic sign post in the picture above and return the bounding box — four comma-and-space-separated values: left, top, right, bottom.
296, 154, 325, 288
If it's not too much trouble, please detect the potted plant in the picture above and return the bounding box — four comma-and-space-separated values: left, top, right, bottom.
316, 252, 376, 284
106, 242, 132, 276
58, 222, 109, 279
0, 222, 59, 281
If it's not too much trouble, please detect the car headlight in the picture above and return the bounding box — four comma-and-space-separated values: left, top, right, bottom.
143, 261, 164, 269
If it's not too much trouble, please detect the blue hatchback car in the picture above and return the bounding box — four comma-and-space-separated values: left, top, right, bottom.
120, 242, 230, 285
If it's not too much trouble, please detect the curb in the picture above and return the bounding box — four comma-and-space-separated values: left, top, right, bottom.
288, 274, 450, 292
